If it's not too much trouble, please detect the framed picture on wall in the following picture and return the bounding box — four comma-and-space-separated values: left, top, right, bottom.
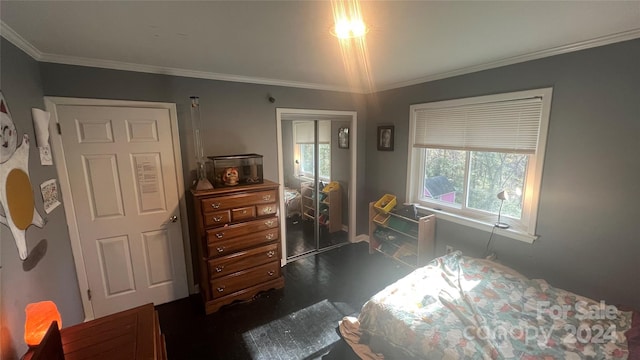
377, 125, 394, 151
338, 127, 349, 149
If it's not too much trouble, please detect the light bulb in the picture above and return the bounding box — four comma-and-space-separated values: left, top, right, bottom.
333, 17, 367, 39
334, 18, 351, 39
351, 19, 366, 37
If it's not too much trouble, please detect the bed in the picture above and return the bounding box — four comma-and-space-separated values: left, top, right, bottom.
284, 187, 302, 218
340, 252, 639, 359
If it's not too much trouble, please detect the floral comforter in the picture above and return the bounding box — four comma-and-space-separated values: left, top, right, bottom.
357, 252, 635, 359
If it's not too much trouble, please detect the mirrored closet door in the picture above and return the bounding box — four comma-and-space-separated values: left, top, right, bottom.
280, 117, 352, 260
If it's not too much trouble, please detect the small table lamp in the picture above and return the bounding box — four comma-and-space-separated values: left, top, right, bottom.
495, 190, 510, 229
24, 301, 62, 347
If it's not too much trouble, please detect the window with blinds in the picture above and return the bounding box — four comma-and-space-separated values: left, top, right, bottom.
412, 97, 543, 153
407, 88, 553, 239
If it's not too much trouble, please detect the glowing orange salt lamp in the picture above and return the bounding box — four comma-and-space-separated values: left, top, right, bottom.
24, 301, 62, 347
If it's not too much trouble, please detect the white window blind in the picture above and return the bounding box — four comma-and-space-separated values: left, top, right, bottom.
413, 97, 543, 154
294, 121, 331, 144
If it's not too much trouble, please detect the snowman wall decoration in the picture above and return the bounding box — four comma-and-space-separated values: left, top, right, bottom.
0, 92, 46, 260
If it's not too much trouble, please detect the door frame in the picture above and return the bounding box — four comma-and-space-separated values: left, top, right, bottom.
275, 108, 357, 265
45, 97, 192, 321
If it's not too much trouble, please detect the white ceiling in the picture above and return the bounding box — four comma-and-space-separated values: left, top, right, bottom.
2, 1, 639, 93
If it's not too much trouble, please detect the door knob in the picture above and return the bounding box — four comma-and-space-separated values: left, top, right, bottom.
170, 215, 178, 223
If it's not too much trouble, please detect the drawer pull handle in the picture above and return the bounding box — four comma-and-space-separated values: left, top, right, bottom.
212, 216, 223, 222
215, 265, 224, 272
215, 233, 224, 239
262, 207, 273, 214
211, 202, 221, 209
265, 220, 275, 227
216, 247, 224, 253
262, 195, 271, 201
217, 286, 225, 293
242, 210, 247, 214
267, 271, 275, 276
266, 233, 275, 240
267, 250, 275, 258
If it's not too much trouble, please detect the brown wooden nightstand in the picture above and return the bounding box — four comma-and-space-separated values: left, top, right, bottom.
23, 303, 165, 360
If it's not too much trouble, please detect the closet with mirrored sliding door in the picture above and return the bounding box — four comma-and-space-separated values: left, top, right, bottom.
277, 109, 356, 262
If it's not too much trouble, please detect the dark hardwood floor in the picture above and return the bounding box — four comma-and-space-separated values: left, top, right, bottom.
156, 241, 412, 360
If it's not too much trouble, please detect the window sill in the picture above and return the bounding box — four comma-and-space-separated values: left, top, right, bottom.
416, 205, 537, 244
298, 175, 330, 183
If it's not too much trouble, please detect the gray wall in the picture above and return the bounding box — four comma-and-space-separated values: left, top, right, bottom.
39, 62, 368, 214
0, 39, 84, 359
365, 38, 640, 309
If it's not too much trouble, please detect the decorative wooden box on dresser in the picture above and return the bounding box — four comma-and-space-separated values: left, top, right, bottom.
191, 180, 284, 314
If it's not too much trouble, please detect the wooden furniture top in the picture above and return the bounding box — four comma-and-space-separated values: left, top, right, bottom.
25, 303, 163, 360
191, 179, 279, 197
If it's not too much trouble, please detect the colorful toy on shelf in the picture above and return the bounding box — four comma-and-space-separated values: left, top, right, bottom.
374, 194, 397, 214
322, 181, 340, 192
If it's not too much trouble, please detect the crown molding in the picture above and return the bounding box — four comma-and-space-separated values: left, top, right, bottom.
39, 52, 360, 93
377, 28, 640, 93
0, 21, 43, 60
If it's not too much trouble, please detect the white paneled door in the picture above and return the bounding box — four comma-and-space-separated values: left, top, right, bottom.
55, 104, 188, 318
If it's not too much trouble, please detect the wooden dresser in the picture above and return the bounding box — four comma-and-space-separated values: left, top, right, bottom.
191, 180, 284, 314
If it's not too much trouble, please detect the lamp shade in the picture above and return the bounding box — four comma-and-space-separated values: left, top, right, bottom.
24, 301, 62, 346
497, 190, 509, 201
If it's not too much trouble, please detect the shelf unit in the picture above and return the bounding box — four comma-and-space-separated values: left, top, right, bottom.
368, 201, 435, 268
301, 182, 342, 233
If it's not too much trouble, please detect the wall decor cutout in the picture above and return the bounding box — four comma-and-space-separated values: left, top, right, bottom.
32, 108, 53, 165
41, 179, 61, 214
0, 91, 46, 260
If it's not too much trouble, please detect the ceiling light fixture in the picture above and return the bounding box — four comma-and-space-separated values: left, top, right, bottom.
332, 17, 368, 39
331, 0, 374, 93
331, 0, 368, 39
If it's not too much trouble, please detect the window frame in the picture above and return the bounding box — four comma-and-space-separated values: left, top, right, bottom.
293, 121, 332, 183
297, 143, 331, 182
406, 88, 553, 242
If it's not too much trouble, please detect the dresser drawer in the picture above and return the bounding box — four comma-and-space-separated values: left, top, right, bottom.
207, 228, 279, 257
231, 206, 256, 222
201, 190, 277, 213
208, 243, 279, 278
211, 261, 280, 298
256, 203, 277, 217
204, 210, 231, 227
206, 217, 278, 243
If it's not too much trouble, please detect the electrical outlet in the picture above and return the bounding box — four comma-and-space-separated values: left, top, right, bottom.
446, 245, 454, 254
